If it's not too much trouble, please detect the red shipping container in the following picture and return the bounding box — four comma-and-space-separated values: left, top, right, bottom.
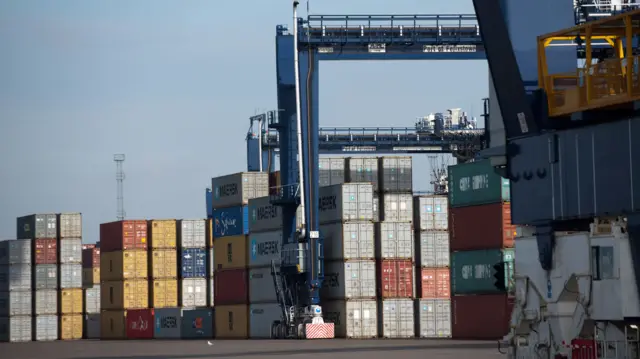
126, 309, 154, 339
417, 267, 450, 299
449, 202, 516, 251
82, 247, 100, 268
452, 294, 514, 340
214, 268, 248, 305
33, 238, 57, 264
377, 259, 413, 298
100, 220, 148, 252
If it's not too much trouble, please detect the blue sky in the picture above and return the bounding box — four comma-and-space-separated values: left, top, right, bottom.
0, 0, 487, 241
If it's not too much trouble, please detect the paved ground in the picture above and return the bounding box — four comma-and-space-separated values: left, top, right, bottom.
3, 339, 506, 359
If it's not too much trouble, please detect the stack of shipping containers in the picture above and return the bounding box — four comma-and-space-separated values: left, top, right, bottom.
57, 213, 83, 340
318, 157, 345, 188
82, 244, 100, 339
0, 239, 32, 342
447, 160, 515, 339
149, 220, 178, 309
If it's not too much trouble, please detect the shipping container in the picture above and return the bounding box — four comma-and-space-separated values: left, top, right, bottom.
181, 308, 213, 339
0, 316, 31, 342
378, 157, 412, 193
451, 248, 515, 295
213, 235, 247, 270
34, 289, 57, 315
248, 230, 282, 268
248, 266, 277, 303
417, 267, 450, 299
375, 222, 414, 259
0, 290, 31, 316
180, 278, 207, 307
248, 196, 300, 233
126, 308, 154, 339
60, 314, 82, 340
34, 238, 57, 265
180, 248, 207, 278
59, 263, 82, 288
346, 157, 379, 192
207, 219, 213, 248
34, 264, 58, 290
414, 195, 449, 231
100, 310, 126, 339
215, 269, 248, 305
34, 315, 58, 341
17, 213, 57, 239
101, 280, 149, 310
0, 264, 31, 291
373, 195, 379, 222
208, 247, 214, 277
452, 294, 513, 339
150, 249, 178, 278
84, 286, 100, 314
149, 219, 177, 249
322, 222, 374, 261
248, 302, 280, 338
416, 231, 450, 268
448, 160, 510, 208
321, 260, 376, 300
449, 202, 516, 251
153, 307, 181, 339
215, 304, 248, 339
57, 212, 82, 238
0, 239, 31, 264
209, 277, 214, 307
319, 157, 346, 188
84, 313, 100, 339
99, 220, 148, 252
82, 268, 100, 287
379, 298, 415, 338
319, 183, 374, 224
211, 172, 269, 208
101, 250, 148, 281
59, 238, 82, 264
212, 206, 249, 238
378, 259, 414, 298
177, 219, 207, 249
415, 298, 452, 338
323, 299, 378, 338
380, 193, 413, 222
82, 246, 100, 268
151, 279, 179, 308
59, 288, 83, 314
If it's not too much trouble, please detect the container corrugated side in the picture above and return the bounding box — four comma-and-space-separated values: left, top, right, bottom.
416, 231, 450, 268
34, 264, 58, 290
180, 248, 207, 278
319, 183, 374, 224
321, 260, 376, 300
34, 238, 57, 265
346, 157, 379, 192
149, 219, 177, 249
99, 220, 148, 252
448, 160, 510, 208
59, 263, 82, 288
248, 230, 282, 268
0, 316, 31, 342
380, 193, 413, 222
452, 294, 513, 339
59, 288, 83, 314
375, 222, 414, 259
154, 307, 181, 339
213, 235, 247, 270
451, 248, 515, 295
57, 212, 82, 238
248, 196, 303, 232
0, 264, 31, 291
415, 299, 452, 338
414, 195, 449, 231
177, 219, 207, 249
379, 298, 415, 338
377, 259, 414, 298
101, 280, 149, 310
59, 238, 82, 264
0, 239, 31, 264
0, 290, 31, 316
17, 213, 57, 239
322, 222, 375, 261
323, 299, 377, 338
211, 172, 269, 208
100, 310, 126, 339
248, 266, 277, 303
319, 157, 346, 188
214, 269, 248, 305
378, 156, 413, 193
179, 278, 207, 307
101, 250, 148, 281
151, 279, 179, 308
84, 286, 100, 314
212, 206, 249, 238
82, 268, 100, 287
249, 302, 280, 338
34, 315, 58, 341
34, 289, 57, 315
126, 308, 154, 339
449, 202, 516, 251
59, 314, 83, 340
417, 267, 450, 299
181, 308, 213, 339
150, 249, 177, 278
215, 304, 248, 339
85, 313, 100, 339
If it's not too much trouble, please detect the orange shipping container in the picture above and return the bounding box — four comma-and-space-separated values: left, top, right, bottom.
150, 249, 178, 278
449, 202, 516, 251
377, 259, 414, 298
417, 267, 450, 299
101, 310, 127, 339
215, 304, 249, 339
101, 250, 148, 281
83, 268, 100, 287
59, 288, 83, 314
149, 219, 177, 249
213, 235, 248, 270
101, 280, 149, 310
59, 314, 83, 340
151, 279, 179, 308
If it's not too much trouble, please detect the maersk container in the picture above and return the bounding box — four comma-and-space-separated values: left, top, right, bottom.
451, 248, 515, 295
211, 172, 269, 208
59, 238, 82, 264
378, 156, 413, 193
414, 195, 449, 231
322, 222, 375, 260
85, 313, 100, 339
17, 213, 57, 239
57, 212, 82, 238
180, 278, 207, 307
248, 230, 282, 268
34, 315, 58, 341
0, 264, 31, 291
84, 285, 100, 314
321, 260, 376, 300
34, 289, 57, 315
248, 266, 277, 303
248, 196, 304, 233
249, 302, 281, 338
318, 183, 374, 224
379, 298, 415, 338
380, 193, 413, 222
415, 299, 452, 338
180, 248, 207, 278
323, 299, 378, 339
212, 206, 249, 238
319, 157, 346, 188
346, 157, 379, 192
448, 160, 510, 208
0, 239, 31, 264
177, 219, 207, 249
181, 308, 213, 339
154, 307, 182, 339
0, 316, 31, 342
59, 263, 82, 288
416, 231, 450, 268
375, 222, 414, 259
0, 290, 31, 316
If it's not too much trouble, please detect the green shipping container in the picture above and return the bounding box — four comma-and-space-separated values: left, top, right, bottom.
448, 160, 510, 208
451, 248, 515, 295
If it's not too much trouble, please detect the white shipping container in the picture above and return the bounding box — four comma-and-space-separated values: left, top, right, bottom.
0, 290, 31, 316
0, 264, 31, 291
248, 196, 303, 233
248, 266, 277, 303
323, 299, 377, 338
85, 313, 100, 339
248, 231, 282, 268
180, 278, 207, 307
249, 302, 281, 338
321, 222, 375, 260
59, 238, 82, 264
373, 195, 379, 222
84, 286, 100, 314
319, 183, 374, 224
321, 260, 376, 300
34, 315, 58, 341
211, 172, 269, 208
416, 299, 452, 338
0, 239, 31, 265
379, 299, 415, 338
417, 231, 450, 268
59, 263, 82, 289
379, 156, 413, 193
376, 222, 414, 259
414, 195, 449, 231
319, 157, 346, 188
58, 212, 82, 238
380, 193, 413, 222
0, 316, 31, 342
346, 157, 379, 192
34, 289, 57, 315
178, 219, 207, 249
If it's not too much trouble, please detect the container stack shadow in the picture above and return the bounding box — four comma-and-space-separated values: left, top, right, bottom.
82, 243, 100, 339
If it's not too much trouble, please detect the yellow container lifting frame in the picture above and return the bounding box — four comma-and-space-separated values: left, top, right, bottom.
538, 9, 640, 117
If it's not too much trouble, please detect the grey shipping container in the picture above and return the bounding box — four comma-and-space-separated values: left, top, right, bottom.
321, 260, 376, 300
0, 264, 31, 291
57, 213, 82, 238
373, 195, 379, 222
34, 289, 57, 315
323, 299, 378, 339
181, 308, 213, 339
0, 290, 32, 316
415, 299, 452, 338
414, 195, 449, 231
375, 222, 414, 259
345, 157, 379, 191
84, 313, 100, 339
379, 298, 415, 338
451, 248, 515, 295
33, 315, 58, 341
319, 157, 346, 188
211, 172, 269, 208
378, 157, 412, 193
321, 222, 375, 260
0, 315, 32, 342
180, 278, 207, 307
58, 238, 82, 264
248, 266, 277, 303
319, 183, 374, 224
248, 196, 303, 233
17, 214, 57, 239
154, 307, 182, 339
34, 264, 58, 290
59, 264, 82, 289
84, 286, 100, 314
248, 230, 282, 268
178, 220, 207, 249
380, 193, 413, 222
249, 302, 280, 338
0, 239, 31, 265
416, 231, 450, 268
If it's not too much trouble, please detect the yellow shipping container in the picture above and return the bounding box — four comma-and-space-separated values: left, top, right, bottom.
213, 235, 247, 270
101, 280, 149, 310
100, 310, 127, 339
59, 288, 83, 314
149, 219, 177, 249
151, 279, 179, 308
101, 250, 148, 281
215, 304, 249, 339
83, 267, 100, 287
60, 314, 83, 340
150, 249, 177, 278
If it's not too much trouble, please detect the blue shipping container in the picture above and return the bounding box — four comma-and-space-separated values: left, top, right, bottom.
206, 189, 213, 219
180, 248, 207, 278
212, 206, 249, 238
181, 308, 214, 339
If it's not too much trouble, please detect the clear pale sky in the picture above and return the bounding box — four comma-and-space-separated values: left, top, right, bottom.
0, 0, 488, 242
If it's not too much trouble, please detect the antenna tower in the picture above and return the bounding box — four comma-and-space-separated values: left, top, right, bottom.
113, 154, 126, 220
429, 155, 451, 194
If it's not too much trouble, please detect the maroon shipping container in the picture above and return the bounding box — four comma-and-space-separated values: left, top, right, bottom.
33, 238, 57, 264
126, 309, 154, 339
100, 220, 148, 252
82, 247, 100, 268
452, 294, 514, 340
449, 202, 516, 251
377, 259, 414, 298
214, 268, 248, 305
